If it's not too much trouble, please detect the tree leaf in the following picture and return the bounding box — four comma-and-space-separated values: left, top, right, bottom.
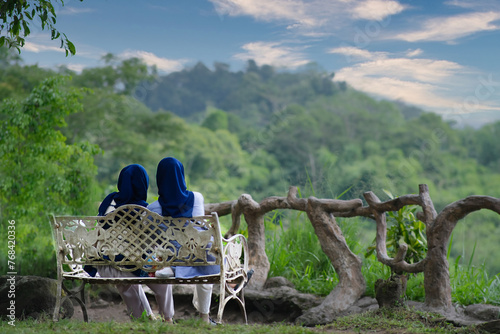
67, 40, 76, 56
12, 16, 21, 35
22, 21, 30, 37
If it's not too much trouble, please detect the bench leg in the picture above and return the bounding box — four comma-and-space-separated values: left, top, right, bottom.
237, 290, 248, 324
218, 282, 248, 324
217, 283, 226, 323
53, 279, 63, 322
61, 280, 89, 322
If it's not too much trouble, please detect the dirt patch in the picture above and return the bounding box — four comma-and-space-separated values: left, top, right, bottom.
72, 285, 248, 324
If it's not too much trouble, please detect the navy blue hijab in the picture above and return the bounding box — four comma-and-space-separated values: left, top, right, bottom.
156, 157, 194, 218
98, 164, 149, 216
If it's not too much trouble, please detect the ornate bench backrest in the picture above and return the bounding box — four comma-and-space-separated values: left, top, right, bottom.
51, 205, 223, 275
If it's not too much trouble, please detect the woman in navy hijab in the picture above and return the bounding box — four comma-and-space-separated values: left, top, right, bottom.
85, 164, 149, 275
91, 164, 174, 322
98, 164, 149, 216
148, 157, 219, 324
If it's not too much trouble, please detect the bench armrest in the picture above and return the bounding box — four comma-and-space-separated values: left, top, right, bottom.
222, 234, 249, 287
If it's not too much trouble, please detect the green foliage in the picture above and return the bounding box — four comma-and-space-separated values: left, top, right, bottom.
0, 47, 56, 100
141, 60, 339, 120
365, 191, 428, 271
71, 54, 155, 95
202, 108, 229, 131
0, 0, 80, 55
266, 211, 337, 295
0, 76, 100, 277
463, 121, 500, 171
448, 210, 500, 276
450, 250, 500, 306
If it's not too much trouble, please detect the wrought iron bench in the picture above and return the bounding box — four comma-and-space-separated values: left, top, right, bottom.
50, 204, 249, 323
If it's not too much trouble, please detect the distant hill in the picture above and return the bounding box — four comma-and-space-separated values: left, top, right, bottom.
142, 61, 342, 121
141, 60, 427, 126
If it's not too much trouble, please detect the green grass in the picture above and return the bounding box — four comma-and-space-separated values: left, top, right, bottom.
450, 256, 500, 306
2, 318, 318, 334
266, 211, 339, 295
0, 308, 488, 334
325, 307, 487, 333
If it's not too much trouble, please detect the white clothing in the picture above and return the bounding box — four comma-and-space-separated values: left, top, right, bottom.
97, 266, 174, 319
148, 191, 213, 315
147, 191, 204, 217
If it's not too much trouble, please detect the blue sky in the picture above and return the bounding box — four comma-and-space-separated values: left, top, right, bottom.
17, 0, 500, 128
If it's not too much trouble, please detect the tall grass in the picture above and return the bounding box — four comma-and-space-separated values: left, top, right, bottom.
266, 211, 372, 296
266, 211, 338, 295
448, 239, 500, 306
265, 211, 500, 306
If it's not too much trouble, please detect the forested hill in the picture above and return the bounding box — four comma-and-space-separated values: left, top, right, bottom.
142, 60, 344, 120
140, 60, 424, 125
1, 50, 500, 275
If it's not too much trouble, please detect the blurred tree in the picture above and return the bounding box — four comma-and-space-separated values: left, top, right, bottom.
201, 108, 229, 131
475, 121, 500, 169
0, 47, 54, 100
0, 76, 100, 277
71, 54, 154, 96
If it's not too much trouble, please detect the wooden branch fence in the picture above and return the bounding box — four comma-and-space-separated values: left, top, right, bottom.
205, 184, 500, 324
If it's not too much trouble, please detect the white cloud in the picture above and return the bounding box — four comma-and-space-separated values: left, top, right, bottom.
210, 0, 318, 28
339, 58, 463, 84
23, 41, 66, 54
233, 41, 310, 68
343, 74, 454, 108
331, 47, 500, 120
334, 56, 469, 110
445, 0, 500, 11
328, 46, 387, 61
58, 7, 94, 15
394, 11, 500, 42
444, 0, 476, 9
119, 50, 187, 73
350, 0, 406, 21
210, 0, 407, 35
405, 48, 423, 57
62, 63, 86, 73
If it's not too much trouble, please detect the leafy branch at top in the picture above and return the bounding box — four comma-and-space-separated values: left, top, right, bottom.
0, 0, 81, 56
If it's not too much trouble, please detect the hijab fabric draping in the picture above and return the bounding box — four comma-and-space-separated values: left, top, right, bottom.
98, 164, 149, 216
156, 157, 194, 218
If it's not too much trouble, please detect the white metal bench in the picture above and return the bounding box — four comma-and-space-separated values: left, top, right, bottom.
50, 205, 249, 323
